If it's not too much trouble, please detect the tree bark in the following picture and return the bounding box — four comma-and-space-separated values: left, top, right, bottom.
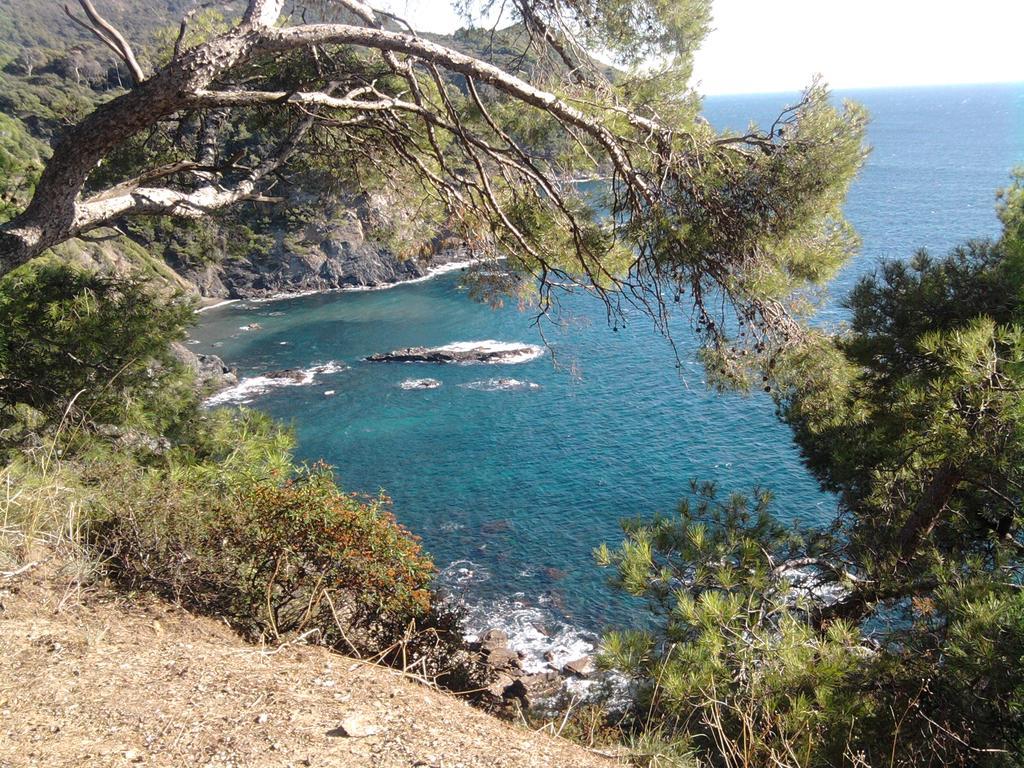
0, 24, 269, 272
896, 459, 963, 563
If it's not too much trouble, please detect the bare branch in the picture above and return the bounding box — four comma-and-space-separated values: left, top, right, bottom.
66, 0, 144, 85
242, 0, 286, 29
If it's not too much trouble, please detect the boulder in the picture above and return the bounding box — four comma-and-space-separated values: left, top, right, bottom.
399, 378, 441, 390
170, 343, 237, 391
263, 369, 307, 382
562, 656, 595, 679
479, 628, 510, 650
195, 353, 238, 387
486, 673, 516, 698
500, 673, 562, 710
484, 646, 523, 672
519, 672, 562, 703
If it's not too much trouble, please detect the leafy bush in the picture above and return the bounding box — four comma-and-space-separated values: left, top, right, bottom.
96, 459, 434, 639
0, 261, 196, 442
73, 409, 478, 682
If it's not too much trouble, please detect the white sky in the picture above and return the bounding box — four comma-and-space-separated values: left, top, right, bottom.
379, 0, 1024, 94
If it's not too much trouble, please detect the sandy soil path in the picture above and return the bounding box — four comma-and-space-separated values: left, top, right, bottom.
0, 567, 619, 768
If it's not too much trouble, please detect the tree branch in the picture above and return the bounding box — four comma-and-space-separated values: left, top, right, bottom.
65, 0, 144, 85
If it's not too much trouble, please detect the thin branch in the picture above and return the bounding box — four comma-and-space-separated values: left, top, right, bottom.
66, 0, 144, 84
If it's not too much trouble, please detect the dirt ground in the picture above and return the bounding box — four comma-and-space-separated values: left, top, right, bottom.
0, 564, 620, 768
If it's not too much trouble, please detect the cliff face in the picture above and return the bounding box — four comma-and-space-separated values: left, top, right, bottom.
151, 192, 470, 300
173, 211, 469, 300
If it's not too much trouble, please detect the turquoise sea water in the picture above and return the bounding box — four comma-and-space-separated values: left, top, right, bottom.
191, 84, 1024, 655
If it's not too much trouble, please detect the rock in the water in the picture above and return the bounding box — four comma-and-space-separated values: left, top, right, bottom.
497, 674, 561, 709
480, 519, 513, 535
542, 566, 566, 582
263, 369, 307, 382
519, 672, 562, 704
484, 646, 523, 672
562, 656, 595, 679
196, 354, 237, 387
479, 629, 510, 651
399, 378, 442, 390
171, 343, 238, 391
365, 342, 542, 365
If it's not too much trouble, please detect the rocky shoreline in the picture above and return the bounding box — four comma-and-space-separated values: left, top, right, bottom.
470, 628, 597, 710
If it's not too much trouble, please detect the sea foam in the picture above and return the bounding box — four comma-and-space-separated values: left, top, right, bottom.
438, 559, 629, 708
204, 361, 346, 406
460, 378, 541, 391
434, 340, 545, 364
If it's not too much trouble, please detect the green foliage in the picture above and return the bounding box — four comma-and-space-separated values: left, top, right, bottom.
772, 183, 1024, 766
777, 199, 1024, 581
93, 427, 435, 640
0, 261, 196, 440
0, 112, 46, 222
599, 483, 868, 767
93, 410, 440, 654
605, 178, 1024, 767
6, 405, 450, 666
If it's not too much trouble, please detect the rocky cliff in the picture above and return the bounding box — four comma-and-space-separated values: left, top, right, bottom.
164, 201, 470, 301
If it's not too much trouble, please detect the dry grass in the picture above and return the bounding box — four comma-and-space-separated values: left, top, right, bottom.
0, 449, 97, 583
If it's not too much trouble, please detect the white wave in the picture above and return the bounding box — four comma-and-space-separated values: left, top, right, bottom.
435, 340, 545, 364
248, 258, 488, 303
195, 299, 239, 314
438, 559, 491, 585
461, 378, 541, 391
400, 378, 442, 390
454, 592, 632, 708
203, 361, 346, 406
437, 560, 628, 707
785, 566, 850, 606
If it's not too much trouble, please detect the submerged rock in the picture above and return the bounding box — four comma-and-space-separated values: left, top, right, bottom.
399, 378, 442, 390
461, 378, 541, 391
263, 369, 308, 382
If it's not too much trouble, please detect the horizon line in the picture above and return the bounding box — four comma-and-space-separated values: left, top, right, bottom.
700, 78, 1024, 98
